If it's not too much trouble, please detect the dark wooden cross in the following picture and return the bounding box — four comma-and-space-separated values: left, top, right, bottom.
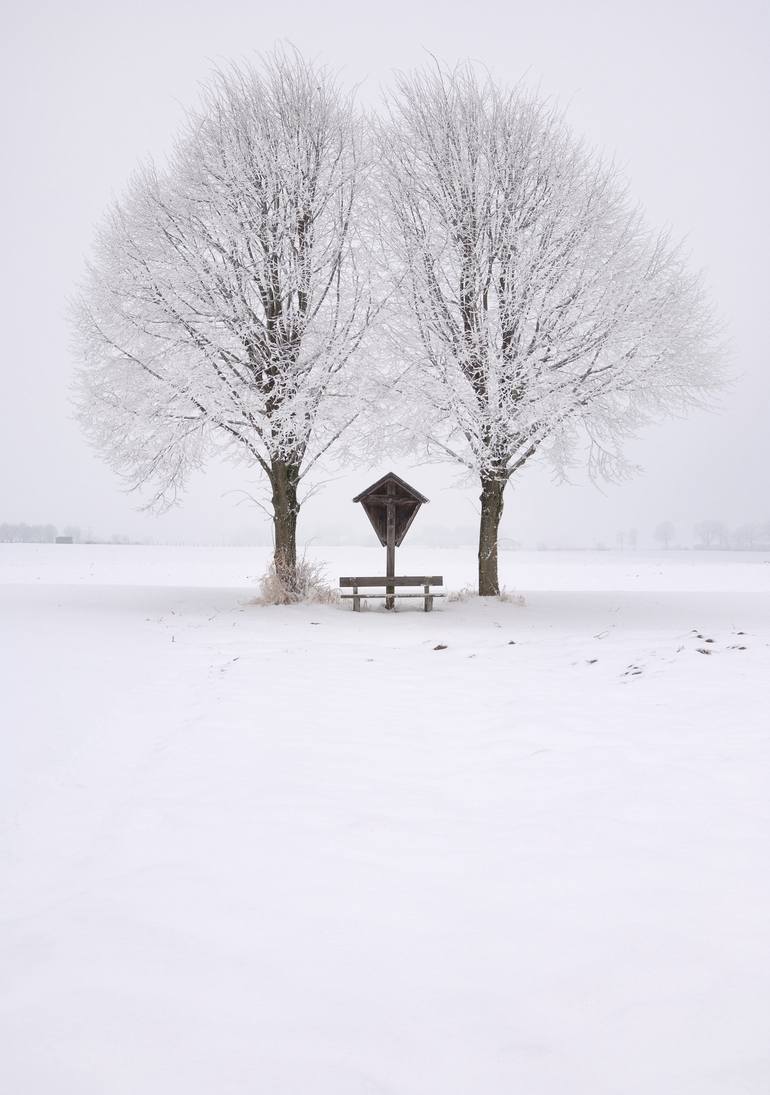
352, 472, 429, 610
362, 480, 397, 608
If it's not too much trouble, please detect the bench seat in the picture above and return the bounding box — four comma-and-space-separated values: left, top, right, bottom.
339, 575, 444, 612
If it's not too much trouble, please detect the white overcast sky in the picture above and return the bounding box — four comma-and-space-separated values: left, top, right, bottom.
1, 0, 768, 547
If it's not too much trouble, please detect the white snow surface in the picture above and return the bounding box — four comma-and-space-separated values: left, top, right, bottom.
2, 544, 769, 1094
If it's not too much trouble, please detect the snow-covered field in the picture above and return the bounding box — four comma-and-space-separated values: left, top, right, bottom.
2, 544, 769, 1094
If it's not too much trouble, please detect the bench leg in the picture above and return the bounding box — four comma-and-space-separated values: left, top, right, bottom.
353, 588, 360, 612
424, 585, 433, 612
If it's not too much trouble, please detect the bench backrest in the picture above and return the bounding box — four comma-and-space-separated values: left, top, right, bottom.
339, 575, 443, 588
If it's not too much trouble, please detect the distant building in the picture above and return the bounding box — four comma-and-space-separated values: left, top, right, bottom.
55, 536, 73, 545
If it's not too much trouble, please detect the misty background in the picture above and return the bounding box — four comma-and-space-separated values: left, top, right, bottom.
2, 0, 768, 548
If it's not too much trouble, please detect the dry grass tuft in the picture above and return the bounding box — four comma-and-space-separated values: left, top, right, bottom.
498, 589, 527, 606
254, 556, 339, 606
448, 585, 526, 606
447, 585, 477, 603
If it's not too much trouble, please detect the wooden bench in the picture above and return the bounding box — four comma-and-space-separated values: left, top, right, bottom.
339, 576, 445, 612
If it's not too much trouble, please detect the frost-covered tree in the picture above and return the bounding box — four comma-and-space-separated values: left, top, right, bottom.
694, 519, 728, 549
73, 49, 369, 590
732, 523, 759, 550
654, 520, 676, 549
377, 63, 722, 595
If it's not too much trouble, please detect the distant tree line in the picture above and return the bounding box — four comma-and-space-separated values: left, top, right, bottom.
652, 520, 770, 550
0, 523, 66, 543
0, 524, 133, 544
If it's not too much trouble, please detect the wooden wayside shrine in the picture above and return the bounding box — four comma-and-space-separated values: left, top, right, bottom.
339, 472, 444, 611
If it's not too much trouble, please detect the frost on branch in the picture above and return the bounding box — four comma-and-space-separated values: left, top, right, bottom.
375, 62, 723, 593
72, 48, 371, 586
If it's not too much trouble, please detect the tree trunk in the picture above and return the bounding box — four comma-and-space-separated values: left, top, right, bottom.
270, 459, 300, 592
478, 475, 506, 596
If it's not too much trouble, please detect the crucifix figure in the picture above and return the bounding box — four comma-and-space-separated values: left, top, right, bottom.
386, 479, 396, 609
